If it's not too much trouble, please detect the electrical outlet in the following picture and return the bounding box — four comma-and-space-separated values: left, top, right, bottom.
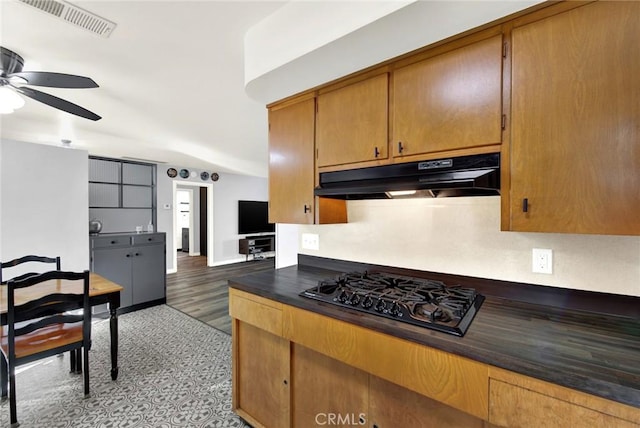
532, 248, 553, 274
301, 233, 319, 250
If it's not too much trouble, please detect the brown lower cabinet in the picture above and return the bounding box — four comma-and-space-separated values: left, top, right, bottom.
229, 288, 640, 427
488, 367, 640, 428
233, 322, 289, 428
292, 344, 485, 428
370, 374, 485, 428
292, 344, 369, 427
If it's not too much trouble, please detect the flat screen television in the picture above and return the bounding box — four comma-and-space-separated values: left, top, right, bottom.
238, 200, 275, 235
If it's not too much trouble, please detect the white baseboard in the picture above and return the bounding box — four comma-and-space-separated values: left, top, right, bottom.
211, 257, 247, 267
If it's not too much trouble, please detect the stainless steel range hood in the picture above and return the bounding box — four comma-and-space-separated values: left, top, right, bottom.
314, 153, 500, 199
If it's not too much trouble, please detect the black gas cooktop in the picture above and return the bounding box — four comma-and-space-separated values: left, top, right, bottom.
300, 271, 484, 336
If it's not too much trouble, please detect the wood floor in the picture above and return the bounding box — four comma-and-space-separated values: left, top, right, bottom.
166, 252, 275, 334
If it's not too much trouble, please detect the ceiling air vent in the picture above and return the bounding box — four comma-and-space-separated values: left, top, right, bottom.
17, 0, 117, 38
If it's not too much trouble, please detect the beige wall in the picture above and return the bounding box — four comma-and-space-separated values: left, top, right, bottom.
299, 197, 640, 297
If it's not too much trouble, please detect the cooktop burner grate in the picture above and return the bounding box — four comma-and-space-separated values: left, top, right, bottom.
300, 271, 484, 336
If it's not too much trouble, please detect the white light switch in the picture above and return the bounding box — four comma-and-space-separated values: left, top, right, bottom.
302, 233, 319, 250
532, 248, 553, 274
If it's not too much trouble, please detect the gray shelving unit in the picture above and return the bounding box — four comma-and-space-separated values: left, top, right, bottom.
89, 157, 157, 234
239, 235, 275, 261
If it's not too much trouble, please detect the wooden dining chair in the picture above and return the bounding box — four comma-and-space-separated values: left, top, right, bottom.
0, 255, 61, 285
0, 270, 91, 427
0, 255, 82, 374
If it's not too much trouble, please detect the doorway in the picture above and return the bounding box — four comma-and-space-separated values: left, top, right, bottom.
175, 188, 194, 254
172, 180, 214, 271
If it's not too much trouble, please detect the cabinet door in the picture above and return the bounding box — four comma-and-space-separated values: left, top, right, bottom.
489, 379, 637, 428
393, 35, 503, 157
131, 243, 165, 305
92, 247, 133, 308
268, 98, 316, 224
234, 321, 290, 428
317, 74, 389, 167
291, 344, 368, 428
509, 2, 640, 234
370, 375, 484, 428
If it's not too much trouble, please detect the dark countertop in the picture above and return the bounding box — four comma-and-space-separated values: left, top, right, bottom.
229, 257, 640, 409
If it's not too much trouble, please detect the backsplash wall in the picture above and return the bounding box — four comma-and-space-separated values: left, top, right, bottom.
298, 197, 640, 297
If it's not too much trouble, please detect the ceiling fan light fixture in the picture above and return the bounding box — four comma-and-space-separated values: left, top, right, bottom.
0, 86, 25, 114
1, 46, 101, 120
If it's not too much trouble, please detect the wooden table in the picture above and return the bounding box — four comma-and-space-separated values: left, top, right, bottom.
0, 272, 123, 380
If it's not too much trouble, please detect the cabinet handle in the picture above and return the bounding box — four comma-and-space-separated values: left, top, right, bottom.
398, 141, 404, 154
135, 252, 140, 257
374, 146, 380, 158
283, 379, 288, 385
111, 240, 117, 244
522, 198, 529, 213
126, 254, 131, 258
304, 204, 311, 213
147, 238, 153, 241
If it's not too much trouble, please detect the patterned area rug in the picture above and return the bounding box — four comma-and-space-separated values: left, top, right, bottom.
0, 305, 250, 428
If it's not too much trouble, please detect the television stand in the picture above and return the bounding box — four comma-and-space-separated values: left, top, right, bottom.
238, 234, 275, 261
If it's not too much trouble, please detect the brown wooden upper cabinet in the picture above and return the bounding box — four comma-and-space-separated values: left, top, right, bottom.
268, 98, 347, 225
316, 73, 389, 168
268, 98, 316, 224
392, 35, 503, 158
507, 1, 640, 235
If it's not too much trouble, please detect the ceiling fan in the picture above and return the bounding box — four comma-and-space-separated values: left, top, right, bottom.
0, 46, 101, 121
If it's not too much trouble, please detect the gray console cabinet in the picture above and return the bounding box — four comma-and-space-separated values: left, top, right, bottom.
91, 232, 166, 309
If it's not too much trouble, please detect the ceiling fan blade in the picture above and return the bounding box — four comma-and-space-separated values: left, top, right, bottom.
9, 71, 98, 88
16, 86, 101, 121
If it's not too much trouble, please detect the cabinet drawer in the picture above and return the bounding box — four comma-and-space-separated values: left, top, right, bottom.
229, 288, 283, 336
132, 233, 165, 245
92, 235, 131, 248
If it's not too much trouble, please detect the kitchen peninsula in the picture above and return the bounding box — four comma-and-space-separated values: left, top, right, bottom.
229, 256, 640, 428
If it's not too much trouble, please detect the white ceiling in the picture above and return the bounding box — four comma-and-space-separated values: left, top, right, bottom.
1, 0, 543, 178
0, 0, 285, 177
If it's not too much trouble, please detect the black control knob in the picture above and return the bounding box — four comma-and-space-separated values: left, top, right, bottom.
335, 290, 348, 303
374, 299, 386, 313
349, 294, 360, 306
362, 296, 374, 309
388, 302, 400, 316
